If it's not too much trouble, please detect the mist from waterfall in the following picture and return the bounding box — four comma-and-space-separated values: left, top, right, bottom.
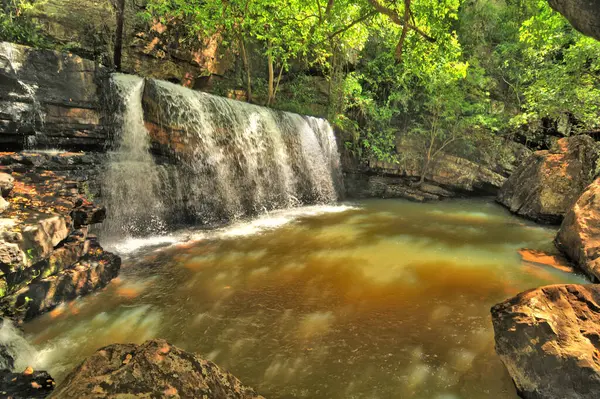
101, 75, 342, 238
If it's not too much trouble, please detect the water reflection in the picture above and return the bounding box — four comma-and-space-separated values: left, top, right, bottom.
23, 199, 586, 398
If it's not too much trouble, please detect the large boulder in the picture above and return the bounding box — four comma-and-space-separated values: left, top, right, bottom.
548, 0, 600, 41
556, 178, 600, 281
50, 339, 265, 399
497, 135, 599, 224
491, 284, 600, 399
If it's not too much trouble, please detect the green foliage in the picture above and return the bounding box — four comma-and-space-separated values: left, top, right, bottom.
513, 1, 600, 133
0, 0, 50, 47
142, 0, 600, 169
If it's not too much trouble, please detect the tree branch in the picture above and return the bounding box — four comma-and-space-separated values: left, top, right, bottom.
367, 0, 436, 61
327, 11, 377, 40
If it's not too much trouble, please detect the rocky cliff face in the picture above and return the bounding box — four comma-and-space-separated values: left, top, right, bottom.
343, 140, 531, 201
0, 42, 111, 151
549, 0, 600, 41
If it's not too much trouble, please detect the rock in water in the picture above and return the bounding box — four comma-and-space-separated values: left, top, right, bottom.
556, 178, 600, 281
497, 135, 599, 224
491, 284, 600, 399
50, 339, 265, 399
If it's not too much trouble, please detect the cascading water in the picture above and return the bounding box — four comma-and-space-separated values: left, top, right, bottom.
0, 319, 43, 371
101, 74, 166, 237
102, 75, 342, 236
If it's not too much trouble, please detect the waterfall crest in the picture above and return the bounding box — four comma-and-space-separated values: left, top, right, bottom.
102, 76, 342, 237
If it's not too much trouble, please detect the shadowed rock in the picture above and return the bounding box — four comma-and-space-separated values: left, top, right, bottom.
491, 284, 600, 399
549, 0, 600, 41
50, 339, 265, 399
0, 368, 55, 399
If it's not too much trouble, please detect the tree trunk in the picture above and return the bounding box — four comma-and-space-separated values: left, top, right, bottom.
267, 45, 274, 106
114, 0, 126, 71
239, 37, 253, 103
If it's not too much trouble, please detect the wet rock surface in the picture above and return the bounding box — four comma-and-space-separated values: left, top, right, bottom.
497, 135, 599, 224
491, 284, 600, 399
556, 178, 600, 281
51, 339, 265, 399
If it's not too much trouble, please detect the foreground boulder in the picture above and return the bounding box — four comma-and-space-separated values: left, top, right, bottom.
498, 135, 599, 224
491, 284, 600, 399
556, 178, 600, 281
51, 339, 264, 399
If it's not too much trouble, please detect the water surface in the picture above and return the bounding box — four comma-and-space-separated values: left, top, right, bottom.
24, 199, 586, 398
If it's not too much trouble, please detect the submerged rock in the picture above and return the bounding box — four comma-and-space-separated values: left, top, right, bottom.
51, 339, 265, 399
497, 135, 599, 224
556, 178, 600, 281
518, 248, 575, 274
491, 284, 600, 399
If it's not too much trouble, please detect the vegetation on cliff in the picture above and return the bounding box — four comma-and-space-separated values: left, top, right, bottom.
2, 0, 600, 179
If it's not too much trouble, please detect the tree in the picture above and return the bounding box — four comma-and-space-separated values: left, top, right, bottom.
114, 0, 126, 71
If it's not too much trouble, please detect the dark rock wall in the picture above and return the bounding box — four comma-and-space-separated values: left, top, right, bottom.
0, 42, 111, 151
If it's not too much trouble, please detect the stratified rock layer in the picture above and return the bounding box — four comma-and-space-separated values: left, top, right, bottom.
491, 284, 600, 399
556, 178, 600, 281
0, 154, 120, 323
498, 135, 599, 224
50, 339, 265, 399
0, 42, 109, 151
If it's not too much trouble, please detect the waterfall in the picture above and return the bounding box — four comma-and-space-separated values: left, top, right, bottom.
102, 75, 342, 237
0, 319, 42, 371
101, 74, 166, 237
